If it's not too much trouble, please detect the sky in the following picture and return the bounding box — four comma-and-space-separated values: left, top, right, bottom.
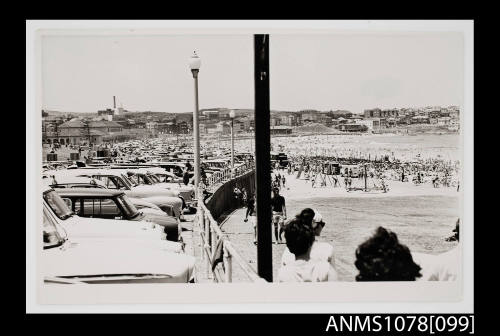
41, 33, 463, 114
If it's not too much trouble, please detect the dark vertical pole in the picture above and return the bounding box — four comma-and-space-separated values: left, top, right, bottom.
254, 34, 272, 282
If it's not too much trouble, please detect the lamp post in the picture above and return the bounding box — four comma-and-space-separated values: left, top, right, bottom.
229, 109, 235, 177
189, 51, 201, 199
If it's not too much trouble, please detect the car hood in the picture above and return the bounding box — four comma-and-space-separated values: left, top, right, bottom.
43, 239, 194, 281
130, 185, 179, 197
155, 183, 193, 192
138, 208, 167, 216
63, 216, 165, 240
141, 212, 178, 229
138, 195, 183, 207
128, 197, 161, 210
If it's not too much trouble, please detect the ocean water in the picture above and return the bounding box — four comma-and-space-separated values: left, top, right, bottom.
286, 195, 460, 281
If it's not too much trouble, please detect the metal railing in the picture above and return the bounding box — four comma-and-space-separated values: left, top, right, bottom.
196, 201, 266, 283
205, 162, 255, 190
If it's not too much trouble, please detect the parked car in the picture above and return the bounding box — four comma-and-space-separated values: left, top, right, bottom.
43, 203, 196, 283
47, 169, 184, 219
154, 162, 193, 178
128, 168, 196, 211
43, 186, 184, 248
43, 175, 176, 218
55, 188, 181, 242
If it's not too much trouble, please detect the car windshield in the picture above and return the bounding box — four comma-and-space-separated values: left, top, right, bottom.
148, 174, 160, 183
44, 190, 73, 220
141, 174, 155, 185
43, 211, 65, 249
121, 175, 136, 187
116, 194, 139, 218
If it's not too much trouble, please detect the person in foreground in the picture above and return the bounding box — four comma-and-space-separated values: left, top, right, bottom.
281, 208, 336, 269
411, 219, 460, 281
278, 218, 338, 282
355, 226, 422, 281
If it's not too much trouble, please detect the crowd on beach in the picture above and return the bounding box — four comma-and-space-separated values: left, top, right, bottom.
284, 155, 459, 190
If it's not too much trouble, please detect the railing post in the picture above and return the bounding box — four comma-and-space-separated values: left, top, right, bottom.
211, 226, 217, 255
204, 210, 211, 279
223, 245, 232, 283
198, 206, 205, 263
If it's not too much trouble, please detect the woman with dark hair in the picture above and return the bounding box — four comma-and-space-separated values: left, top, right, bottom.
297, 208, 315, 226
355, 226, 422, 281
278, 218, 337, 282
281, 208, 336, 270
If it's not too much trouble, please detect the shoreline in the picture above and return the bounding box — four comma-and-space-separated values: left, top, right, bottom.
277, 173, 459, 201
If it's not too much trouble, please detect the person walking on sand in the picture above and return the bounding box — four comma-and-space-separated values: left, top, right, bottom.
271, 187, 287, 244
233, 185, 242, 207
243, 192, 257, 244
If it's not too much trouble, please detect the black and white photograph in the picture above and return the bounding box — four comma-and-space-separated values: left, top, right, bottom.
26, 20, 473, 313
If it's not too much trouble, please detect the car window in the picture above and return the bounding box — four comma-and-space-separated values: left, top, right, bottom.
81, 198, 121, 218
102, 176, 118, 189
43, 211, 65, 249
128, 175, 139, 185
61, 198, 73, 210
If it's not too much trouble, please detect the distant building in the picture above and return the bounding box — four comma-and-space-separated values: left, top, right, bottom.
339, 124, 368, 132
270, 116, 281, 126
177, 121, 190, 133
42, 118, 124, 145
357, 118, 381, 130
330, 110, 353, 119
318, 114, 333, 127
146, 121, 158, 130
411, 115, 430, 124
336, 117, 349, 124
364, 108, 382, 118
279, 114, 299, 126
437, 117, 451, 125
233, 120, 244, 132
202, 110, 220, 119
300, 111, 319, 123
270, 125, 293, 135
216, 121, 231, 134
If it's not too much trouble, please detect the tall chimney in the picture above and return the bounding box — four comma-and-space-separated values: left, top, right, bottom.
113, 96, 116, 108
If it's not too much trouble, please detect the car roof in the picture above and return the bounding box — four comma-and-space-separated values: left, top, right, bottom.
42, 175, 106, 186
66, 168, 129, 176
54, 188, 125, 197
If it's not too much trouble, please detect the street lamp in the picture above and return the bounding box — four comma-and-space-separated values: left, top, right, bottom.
229, 109, 235, 177
189, 51, 201, 199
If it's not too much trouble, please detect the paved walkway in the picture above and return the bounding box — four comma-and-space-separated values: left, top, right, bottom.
219, 207, 288, 282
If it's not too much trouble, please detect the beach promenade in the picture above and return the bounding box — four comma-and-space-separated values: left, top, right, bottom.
219, 208, 288, 282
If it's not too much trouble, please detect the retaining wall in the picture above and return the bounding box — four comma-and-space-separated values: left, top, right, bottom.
205, 170, 255, 220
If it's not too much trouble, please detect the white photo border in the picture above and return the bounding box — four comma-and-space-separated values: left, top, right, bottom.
26, 19, 473, 313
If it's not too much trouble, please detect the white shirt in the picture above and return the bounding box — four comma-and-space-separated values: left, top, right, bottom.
278, 259, 338, 282
281, 240, 336, 268
412, 247, 460, 281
